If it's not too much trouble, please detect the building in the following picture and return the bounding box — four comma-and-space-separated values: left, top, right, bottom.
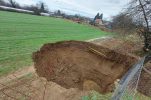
92, 13, 104, 26
95, 18, 103, 25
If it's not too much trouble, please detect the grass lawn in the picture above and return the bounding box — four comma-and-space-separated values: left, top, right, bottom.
0, 11, 109, 76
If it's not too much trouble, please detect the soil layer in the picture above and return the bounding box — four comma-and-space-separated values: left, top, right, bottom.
33, 40, 137, 93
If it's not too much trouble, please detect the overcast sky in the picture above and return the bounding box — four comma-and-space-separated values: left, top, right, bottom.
14, 0, 131, 19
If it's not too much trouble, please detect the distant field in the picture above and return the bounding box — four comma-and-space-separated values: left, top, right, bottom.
0, 11, 109, 76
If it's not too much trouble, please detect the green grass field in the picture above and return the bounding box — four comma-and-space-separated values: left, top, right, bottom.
0, 11, 109, 76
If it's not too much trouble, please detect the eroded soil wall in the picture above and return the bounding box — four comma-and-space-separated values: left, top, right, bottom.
33, 41, 138, 93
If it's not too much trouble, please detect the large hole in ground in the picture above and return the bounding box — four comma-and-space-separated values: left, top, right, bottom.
33, 40, 149, 96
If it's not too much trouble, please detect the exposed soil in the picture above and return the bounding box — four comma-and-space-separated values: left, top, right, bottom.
0, 72, 90, 100
92, 38, 151, 97
91, 38, 143, 54
138, 62, 151, 97
33, 40, 138, 94
0, 66, 34, 84
1, 38, 151, 99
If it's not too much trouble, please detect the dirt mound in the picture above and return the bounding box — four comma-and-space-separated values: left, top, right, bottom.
92, 38, 142, 54
32, 40, 138, 93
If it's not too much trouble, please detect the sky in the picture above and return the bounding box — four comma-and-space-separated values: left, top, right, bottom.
14, 0, 131, 19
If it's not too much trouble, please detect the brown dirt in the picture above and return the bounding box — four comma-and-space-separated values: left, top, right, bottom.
138, 62, 151, 97
0, 72, 90, 100
1, 38, 151, 99
93, 38, 151, 97
0, 66, 34, 84
33, 40, 138, 94
92, 38, 143, 54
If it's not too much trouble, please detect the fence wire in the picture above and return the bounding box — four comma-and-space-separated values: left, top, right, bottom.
112, 56, 151, 100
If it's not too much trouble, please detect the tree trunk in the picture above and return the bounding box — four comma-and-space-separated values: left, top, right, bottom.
138, 0, 151, 51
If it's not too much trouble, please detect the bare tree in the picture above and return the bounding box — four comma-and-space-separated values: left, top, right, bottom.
0, 0, 11, 7
24, 2, 47, 15
127, 0, 151, 51
8, 0, 20, 8
0, 0, 5, 6
111, 13, 137, 34
31, 5, 41, 15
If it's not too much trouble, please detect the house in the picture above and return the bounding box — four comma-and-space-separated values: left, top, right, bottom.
72, 18, 81, 23
93, 13, 104, 26
95, 18, 103, 25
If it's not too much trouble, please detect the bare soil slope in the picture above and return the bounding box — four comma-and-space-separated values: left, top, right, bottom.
33, 40, 138, 93
138, 62, 151, 97
92, 38, 151, 97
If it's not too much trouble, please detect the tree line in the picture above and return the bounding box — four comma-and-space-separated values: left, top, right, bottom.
0, 0, 48, 15
111, 0, 151, 51
0, 0, 91, 21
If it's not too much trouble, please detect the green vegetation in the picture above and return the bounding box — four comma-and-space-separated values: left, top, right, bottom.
0, 11, 109, 76
82, 91, 151, 100
82, 91, 111, 100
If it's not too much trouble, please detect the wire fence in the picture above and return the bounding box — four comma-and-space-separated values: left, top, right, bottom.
112, 56, 151, 100
112, 57, 145, 100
